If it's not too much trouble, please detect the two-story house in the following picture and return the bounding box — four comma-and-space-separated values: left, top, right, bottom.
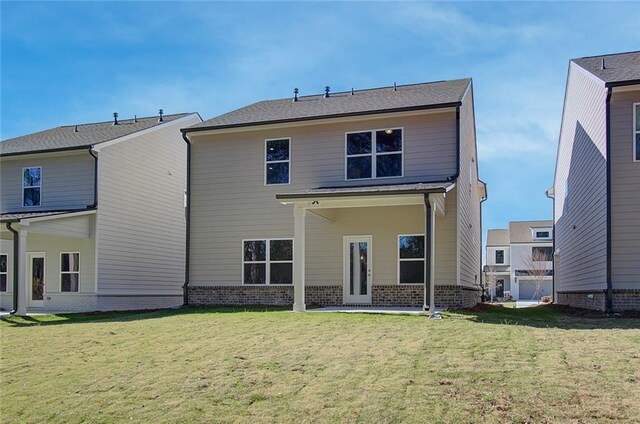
485, 220, 554, 301
182, 80, 487, 311
0, 111, 202, 314
550, 51, 640, 312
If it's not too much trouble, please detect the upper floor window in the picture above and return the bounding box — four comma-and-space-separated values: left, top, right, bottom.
265, 138, 290, 185
495, 250, 505, 264
532, 246, 553, 262
634, 103, 640, 162
346, 128, 403, 180
23, 167, 42, 207
0, 254, 7, 292
533, 228, 553, 240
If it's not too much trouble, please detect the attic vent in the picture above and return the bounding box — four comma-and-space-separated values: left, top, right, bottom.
113, 112, 119, 126
293, 88, 299, 102
324, 86, 330, 98
158, 109, 164, 122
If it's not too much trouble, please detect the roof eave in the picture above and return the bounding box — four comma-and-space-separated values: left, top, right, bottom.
275, 187, 448, 201
182, 101, 462, 135
605, 79, 640, 88
0, 145, 90, 158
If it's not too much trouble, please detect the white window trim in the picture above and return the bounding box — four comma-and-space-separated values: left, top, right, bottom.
0, 254, 7, 292
22, 166, 42, 207
60, 252, 80, 293
634, 103, 639, 162
397, 234, 425, 285
532, 227, 553, 241
264, 138, 291, 186
345, 127, 404, 181
241, 238, 293, 286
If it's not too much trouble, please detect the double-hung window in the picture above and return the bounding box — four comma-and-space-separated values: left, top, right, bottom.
532, 247, 553, 262
634, 103, 640, 161
23, 167, 42, 207
346, 128, 403, 180
398, 235, 425, 284
495, 250, 505, 264
265, 138, 290, 185
243, 239, 293, 285
60, 252, 80, 292
0, 254, 7, 292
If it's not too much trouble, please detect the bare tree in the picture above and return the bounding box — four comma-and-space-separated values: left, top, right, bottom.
522, 248, 551, 303
484, 266, 499, 303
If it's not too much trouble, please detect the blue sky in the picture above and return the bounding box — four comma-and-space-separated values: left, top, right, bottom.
2, 1, 639, 236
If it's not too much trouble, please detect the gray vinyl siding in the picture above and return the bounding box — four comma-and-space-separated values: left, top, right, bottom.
0, 152, 94, 212
95, 114, 200, 295
189, 111, 459, 286
457, 86, 482, 288
554, 62, 608, 292
610, 89, 640, 290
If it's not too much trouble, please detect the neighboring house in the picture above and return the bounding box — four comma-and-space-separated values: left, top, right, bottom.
182, 80, 487, 311
0, 111, 202, 314
550, 51, 640, 312
485, 221, 554, 301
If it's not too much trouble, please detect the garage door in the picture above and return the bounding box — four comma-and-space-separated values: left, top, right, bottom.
518, 281, 552, 300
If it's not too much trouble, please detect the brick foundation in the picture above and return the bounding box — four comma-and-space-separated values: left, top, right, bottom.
557, 289, 640, 312
187, 284, 479, 309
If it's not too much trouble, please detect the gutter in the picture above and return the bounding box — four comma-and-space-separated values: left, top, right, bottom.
0, 145, 89, 158
479, 179, 488, 302
5, 223, 19, 314
605, 87, 613, 313
182, 132, 191, 306
447, 105, 462, 182
87, 146, 98, 208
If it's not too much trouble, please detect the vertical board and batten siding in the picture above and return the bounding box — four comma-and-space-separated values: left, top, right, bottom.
96, 115, 200, 295
610, 89, 640, 290
554, 63, 608, 292
456, 86, 482, 288
189, 112, 459, 286
0, 152, 94, 212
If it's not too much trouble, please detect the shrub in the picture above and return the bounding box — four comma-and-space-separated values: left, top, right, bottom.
541, 295, 552, 303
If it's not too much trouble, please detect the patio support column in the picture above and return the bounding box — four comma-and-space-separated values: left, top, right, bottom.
293, 205, 306, 312
429, 197, 436, 313
424, 195, 431, 311
16, 229, 28, 316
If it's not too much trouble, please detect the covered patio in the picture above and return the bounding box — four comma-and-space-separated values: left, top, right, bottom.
1, 209, 96, 315
276, 182, 454, 313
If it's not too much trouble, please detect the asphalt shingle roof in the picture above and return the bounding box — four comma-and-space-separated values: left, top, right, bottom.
486, 229, 510, 247
0, 113, 191, 156
508, 220, 553, 243
573, 51, 640, 85
188, 79, 471, 131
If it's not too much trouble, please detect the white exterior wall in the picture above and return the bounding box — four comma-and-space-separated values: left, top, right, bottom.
95, 114, 200, 302
457, 85, 483, 289
554, 62, 608, 293
510, 243, 553, 300
189, 111, 461, 287
0, 151, 94, 213
486, 246, 510, 266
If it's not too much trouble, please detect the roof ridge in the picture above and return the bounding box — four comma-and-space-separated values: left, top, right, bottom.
270, 78, 472, 102
58, 112, 191, 128
573, 50, 640, 61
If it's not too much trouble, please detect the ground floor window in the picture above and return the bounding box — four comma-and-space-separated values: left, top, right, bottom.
0, 254, 7, 292
398, 234, 425, 284
243, 239, 293, 285
60, 252, 80, 292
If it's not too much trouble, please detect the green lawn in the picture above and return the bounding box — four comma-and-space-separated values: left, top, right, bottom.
1, 305, 639, 423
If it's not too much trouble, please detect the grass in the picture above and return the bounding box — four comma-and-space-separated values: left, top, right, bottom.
1, 305, 640, 423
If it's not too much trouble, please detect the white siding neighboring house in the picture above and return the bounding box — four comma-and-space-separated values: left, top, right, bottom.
183, 80, 487, 311
550, 51, 640, 312
0, 111, 202, 314
485, 221, 554, 301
